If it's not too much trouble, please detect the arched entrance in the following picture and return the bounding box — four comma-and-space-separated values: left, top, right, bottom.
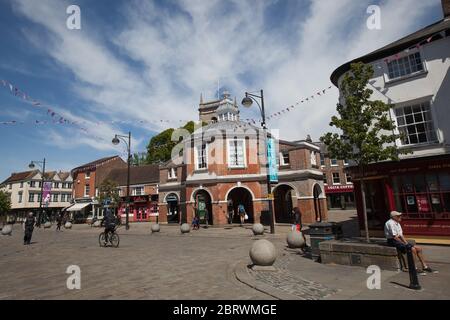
273, 185, 296, 223
166, 193, 179, 224
313, 184, 323, 222
227, 187, 254, 224
193, 189, 213, 225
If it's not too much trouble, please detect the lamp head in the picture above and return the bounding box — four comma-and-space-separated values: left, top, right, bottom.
112, 135, 120, 145
241, 96, 253, 108
28, 162, 35, 169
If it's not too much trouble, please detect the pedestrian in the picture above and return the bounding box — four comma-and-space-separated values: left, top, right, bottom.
292, 207, 307, 246
56, 213, 62, 231
191, 215, 200, 230
237, 204, 246, 226
227, 199, 234, 224
23, 212, 35, 245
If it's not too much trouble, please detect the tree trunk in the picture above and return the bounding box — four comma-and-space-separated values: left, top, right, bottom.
360, 164, 370, 243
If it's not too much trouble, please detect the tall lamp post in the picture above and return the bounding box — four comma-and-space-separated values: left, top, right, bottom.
242, 90, 276, 234
28, 158, 46, 227
112, 132, 131, 230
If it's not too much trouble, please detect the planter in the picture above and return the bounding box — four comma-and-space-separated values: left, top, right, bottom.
43, 222, 52, 229
93, 220, 101, 227
151, 223, 160, 233
64, 222, 72, 229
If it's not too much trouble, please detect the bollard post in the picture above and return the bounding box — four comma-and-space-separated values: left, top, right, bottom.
406, 245, 421, 290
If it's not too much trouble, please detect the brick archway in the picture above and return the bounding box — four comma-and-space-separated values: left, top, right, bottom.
226, 187, 254, 224
273, 184, 296, 223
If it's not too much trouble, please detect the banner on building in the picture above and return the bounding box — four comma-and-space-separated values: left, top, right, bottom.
267, 138, 278, 183
43, 181, 52, 205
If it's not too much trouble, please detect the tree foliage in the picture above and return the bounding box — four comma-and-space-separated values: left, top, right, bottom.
97, 179, 121, 208
145, 121, 206, 164
0, 190, 11, 215
320, 62, 403, 166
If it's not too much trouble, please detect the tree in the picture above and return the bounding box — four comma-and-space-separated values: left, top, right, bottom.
97, 179, 121, 209
320, 62, 405, 242
132, 152, 148, 166
0, 190, 11, 225
145, 121, 206, 164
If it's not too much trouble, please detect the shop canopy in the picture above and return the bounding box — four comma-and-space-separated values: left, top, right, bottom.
66, 202, 91, 212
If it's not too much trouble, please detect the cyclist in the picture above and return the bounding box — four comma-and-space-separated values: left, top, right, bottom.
102, 207, 116, 244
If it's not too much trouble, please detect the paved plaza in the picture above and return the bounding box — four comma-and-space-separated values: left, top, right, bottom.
1, 211, 450, 300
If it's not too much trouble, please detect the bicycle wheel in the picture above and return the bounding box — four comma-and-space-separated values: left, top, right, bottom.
98, 232, 106, 247
110, 232, 120, 248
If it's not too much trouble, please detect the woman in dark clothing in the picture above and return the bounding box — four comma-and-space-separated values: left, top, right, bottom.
292, 207, 308, 246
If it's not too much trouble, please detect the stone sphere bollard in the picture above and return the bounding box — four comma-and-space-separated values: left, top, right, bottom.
64, 222, 72, 229
286, 231, 306, 249
1, 224, 13, 236
43, 222, 52, 229
249, 239, 277, 266
93, 220, 101, 228
252, 223, 265, 236
151, 223, 160, 233
180, 223, 190, 234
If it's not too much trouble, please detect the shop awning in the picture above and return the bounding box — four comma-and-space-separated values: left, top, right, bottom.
66, 202, 91, 212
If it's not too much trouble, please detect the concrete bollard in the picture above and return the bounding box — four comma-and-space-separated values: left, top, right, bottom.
252, 223, 265, 236
249, 239, 277, 266
180, 223, 190, 234
286, 231, 306, 249
151, 223, 160, 233
43, 222, 52, 229
93, 220, 101, 228
64, 222, 72, 229
1, 224, 13, 236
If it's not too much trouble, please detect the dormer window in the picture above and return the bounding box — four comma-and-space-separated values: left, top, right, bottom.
85, 172, 91, 179
280, 152, 290, 166
168, 168, 177, 179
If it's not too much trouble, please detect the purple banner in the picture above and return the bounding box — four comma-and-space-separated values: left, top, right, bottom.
43, 181, 52, 204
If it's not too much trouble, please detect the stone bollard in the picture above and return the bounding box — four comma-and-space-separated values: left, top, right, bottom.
1, 224, 13, 236
286, 231, 306, 249
93, 220, 101, 228
249, 239, 277, 267
43, 222, 52, 229
151, 223, 160, 233
64, 222, 72, 229
180, 223, 190, 234
252, 223, 265, 236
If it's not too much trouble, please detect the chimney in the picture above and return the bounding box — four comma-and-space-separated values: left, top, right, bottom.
443, 0, 450, 18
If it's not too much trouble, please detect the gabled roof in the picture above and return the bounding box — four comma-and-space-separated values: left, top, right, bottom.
71, 156, 123, 175
105, 165, 160, 186
331, 18, 450, 86
0, 170, 38, 185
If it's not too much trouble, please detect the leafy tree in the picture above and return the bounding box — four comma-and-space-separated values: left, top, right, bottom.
320, 62, 405, 242
146, 121, 206, 164
132, 152, 148, 166
0, 190, 11, 225
97, 179, 121, 209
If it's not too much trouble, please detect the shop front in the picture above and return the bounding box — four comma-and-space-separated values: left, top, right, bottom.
325, 184, 355, 210
119, 195, 158, 223
350, 155, 450, 243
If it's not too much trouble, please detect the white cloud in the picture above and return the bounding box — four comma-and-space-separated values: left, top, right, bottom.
11, 0, 442, 149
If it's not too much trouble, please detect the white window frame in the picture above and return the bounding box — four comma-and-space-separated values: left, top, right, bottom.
311, 151, 317, 166
85, 172, 91, 179
391, 99, 439, 147
227, 138, 247, 168
330, 159, 339, 167
332, 172, 341, 185
168, 168, 177, 179
61, 194, 66, 202
132, 186, 144, 196
84, 185, 90, 197
384, 49, 427, 83
345, 173, 353, 185
18, 192, 23, 203
194, 143, 208, 171
323, 173, 328, 186
53, 193, 59, 202
29, 193, 35, 203
279, 152, 290, 166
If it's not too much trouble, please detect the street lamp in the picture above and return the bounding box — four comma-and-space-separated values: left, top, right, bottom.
112, 132, 131, 230
241, 90, 276, 234
28, 158, 46, 227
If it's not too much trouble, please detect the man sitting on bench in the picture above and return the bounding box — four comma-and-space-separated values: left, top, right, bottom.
384, 211, 435, 274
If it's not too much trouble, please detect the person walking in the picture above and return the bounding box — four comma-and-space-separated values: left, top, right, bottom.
56, 213, 62, 231
292, 207, 308, 246
227, 199, 234, 224
238, 204, 246, 226
23, 212, 36, 245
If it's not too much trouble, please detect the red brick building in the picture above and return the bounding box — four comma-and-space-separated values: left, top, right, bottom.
68, 156, 126, 221
158, 94, 327, 226
105, 165, 159, 223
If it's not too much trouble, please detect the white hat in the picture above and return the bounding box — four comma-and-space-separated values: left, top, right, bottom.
390, 211, 402, 218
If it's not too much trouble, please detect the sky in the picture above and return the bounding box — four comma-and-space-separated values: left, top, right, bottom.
0, 0, 444, 181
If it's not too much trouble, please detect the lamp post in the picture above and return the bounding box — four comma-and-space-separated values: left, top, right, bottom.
112, 132, 131, 230
28, 158, 46, 227
242, 90, 276, 234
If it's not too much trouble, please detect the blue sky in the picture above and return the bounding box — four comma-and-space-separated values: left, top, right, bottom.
0, 0, 444, 181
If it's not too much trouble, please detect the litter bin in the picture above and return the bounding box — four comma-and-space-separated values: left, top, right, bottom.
309, 222, 335, 262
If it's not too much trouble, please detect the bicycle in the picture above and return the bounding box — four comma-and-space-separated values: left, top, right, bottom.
98, 225, 120, 248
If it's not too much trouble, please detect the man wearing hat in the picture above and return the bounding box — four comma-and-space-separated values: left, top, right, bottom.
385, 211, 434, 273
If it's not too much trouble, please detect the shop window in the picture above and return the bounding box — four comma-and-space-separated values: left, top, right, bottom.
395, 101, 437, 146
